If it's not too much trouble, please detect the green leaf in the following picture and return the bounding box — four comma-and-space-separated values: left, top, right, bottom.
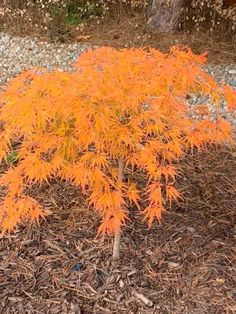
6, 151, 19, 164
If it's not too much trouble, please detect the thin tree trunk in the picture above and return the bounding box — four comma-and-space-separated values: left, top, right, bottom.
113, 231, 121, 260
112, 157, 124, 260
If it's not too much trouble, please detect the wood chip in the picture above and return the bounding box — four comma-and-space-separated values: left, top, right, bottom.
127, 270, 137, 277
119, 279, 124, 289
132, 290, 153, 307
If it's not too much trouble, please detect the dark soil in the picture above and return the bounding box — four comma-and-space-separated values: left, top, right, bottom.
0, 146, 235, 314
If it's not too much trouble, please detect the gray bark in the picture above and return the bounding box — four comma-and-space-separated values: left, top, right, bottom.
147, 0, 184, 34
112, 158, 124, 260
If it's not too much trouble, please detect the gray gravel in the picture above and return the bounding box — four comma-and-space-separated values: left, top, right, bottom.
0, 33, 236, 87
0, 33, 89, 84
0, 33, 235, 128
1, 33, 236, 86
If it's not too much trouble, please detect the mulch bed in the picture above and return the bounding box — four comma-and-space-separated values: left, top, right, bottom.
0, 145, 235, 313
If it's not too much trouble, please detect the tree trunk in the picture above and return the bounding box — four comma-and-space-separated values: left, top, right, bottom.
147, 0, 184, 34
113, 231, 121, 260
112, 158, 124, 260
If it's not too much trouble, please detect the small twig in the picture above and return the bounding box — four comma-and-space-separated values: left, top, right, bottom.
62, 285, 98, 300
22, 290, 35, 299
103, 297, 119, 304
84, 282, 98, 294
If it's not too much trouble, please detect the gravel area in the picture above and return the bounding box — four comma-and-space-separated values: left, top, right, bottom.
0, 33, 236, 86
0, 33, 235, 127
0, 33, 89, 84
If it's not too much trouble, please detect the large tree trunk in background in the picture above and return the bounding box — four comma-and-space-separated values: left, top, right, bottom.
148, 0, 184, 34
147, 0, 235, 34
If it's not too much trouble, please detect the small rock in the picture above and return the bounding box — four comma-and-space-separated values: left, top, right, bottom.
168, 261, 181, 268
71, 262, 84, 271
228, 69, 236, 75
229, 79, 236, 88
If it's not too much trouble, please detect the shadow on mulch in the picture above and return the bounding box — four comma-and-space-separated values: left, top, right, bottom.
0, 145, 235, 314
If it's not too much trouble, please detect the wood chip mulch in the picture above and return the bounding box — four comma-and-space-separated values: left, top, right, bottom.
0, 146, 235, 314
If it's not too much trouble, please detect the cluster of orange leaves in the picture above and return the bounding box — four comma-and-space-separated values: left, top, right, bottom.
0, 46, 235, 236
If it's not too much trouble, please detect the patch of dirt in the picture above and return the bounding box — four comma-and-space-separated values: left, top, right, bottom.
60, 15, 236, 64
0, 146, 235, 313
1, 9, 235, 64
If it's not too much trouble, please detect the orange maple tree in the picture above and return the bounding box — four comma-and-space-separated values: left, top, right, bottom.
0, 46, 235, 258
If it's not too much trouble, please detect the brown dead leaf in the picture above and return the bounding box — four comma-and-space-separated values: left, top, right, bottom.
77, 35, 91, 41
